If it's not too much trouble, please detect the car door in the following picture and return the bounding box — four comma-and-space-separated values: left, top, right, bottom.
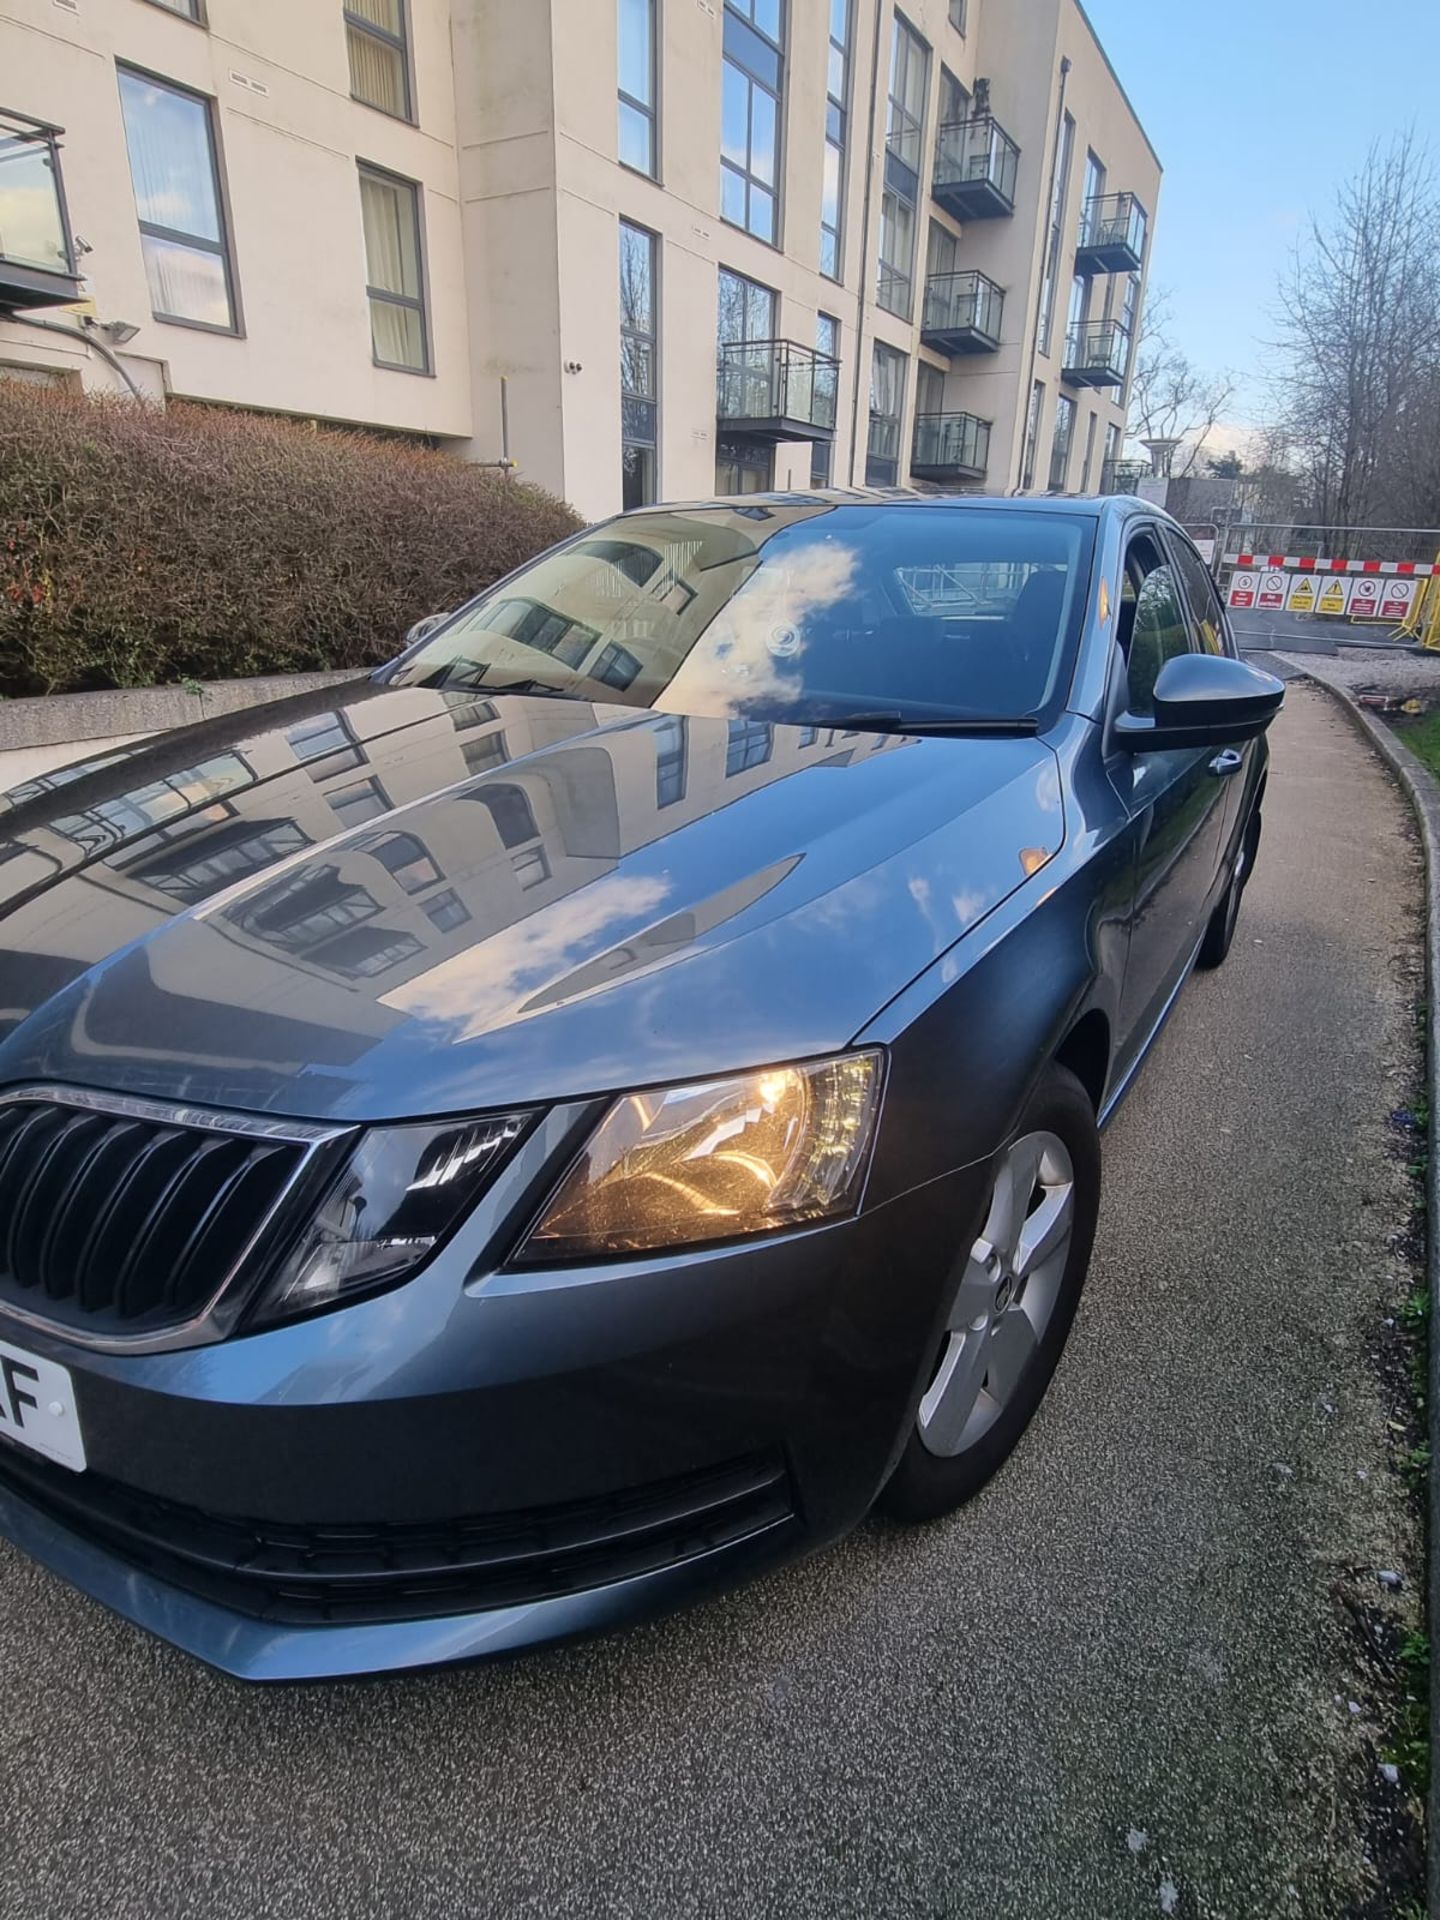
1164, 526, 1254, 864
1112, 527, 1229, 1053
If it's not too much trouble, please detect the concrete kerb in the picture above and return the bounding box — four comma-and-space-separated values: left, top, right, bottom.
1295, 666, 1439, 1903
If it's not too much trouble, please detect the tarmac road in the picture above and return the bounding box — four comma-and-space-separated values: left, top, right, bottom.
0, 683, 1426, 1918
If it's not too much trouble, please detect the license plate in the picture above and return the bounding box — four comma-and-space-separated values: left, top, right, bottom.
0, 1335, 86, 1473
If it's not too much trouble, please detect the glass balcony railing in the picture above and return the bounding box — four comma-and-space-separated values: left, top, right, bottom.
0, 108, 82, 310
1100, 457, 1151, 495
1076, 192, 1147, 274
911, 411, 992, 481
932, 114, 1019, 221
716, 340, 840, 443
1062, 320, 1130, 388
920, 271, 1004, 353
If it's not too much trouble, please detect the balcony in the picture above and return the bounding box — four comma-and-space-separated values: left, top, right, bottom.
1062, 320, 1130, 388
911, 411, 992, 484
0, 110, 82, 312
920, 271, 1004, 355
716, 340, 839, 444
932, 114, 1019, 221
1075, 192, 1147, 275
1100, 457, 1151, 495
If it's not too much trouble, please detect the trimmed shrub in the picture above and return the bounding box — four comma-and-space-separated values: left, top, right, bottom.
0, 384, 582, 698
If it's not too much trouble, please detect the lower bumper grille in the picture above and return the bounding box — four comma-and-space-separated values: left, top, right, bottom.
0, 1444, 796, 1626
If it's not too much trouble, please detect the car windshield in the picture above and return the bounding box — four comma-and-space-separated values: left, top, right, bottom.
388, 502, 1096, 729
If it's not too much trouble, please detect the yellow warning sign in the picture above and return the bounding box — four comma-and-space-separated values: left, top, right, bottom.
1318, 578, 1350, 615
1286, 574, 1317, 613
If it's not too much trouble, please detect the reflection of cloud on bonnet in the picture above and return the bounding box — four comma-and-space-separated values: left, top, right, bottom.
379, 872, 672, 1040
1034, 758, 1063, 815
519, 856, 802, 1017
670, 542, 858, 717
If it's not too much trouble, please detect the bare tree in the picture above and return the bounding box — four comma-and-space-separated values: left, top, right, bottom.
1127, 288, 1237, 477
1271, 132, 1440, 528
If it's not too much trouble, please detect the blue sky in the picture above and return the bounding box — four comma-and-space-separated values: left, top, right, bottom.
1080, 0, 1440, 436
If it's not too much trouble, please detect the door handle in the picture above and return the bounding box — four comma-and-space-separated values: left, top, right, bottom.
1208, 749, 1243, 777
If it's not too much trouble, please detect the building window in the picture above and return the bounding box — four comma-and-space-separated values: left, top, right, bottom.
867, 341, 905, 486
938, 66, 969, 129
1079, 409, 1099, 491
878, 15, 926, 320
424, 889, 470, 933
358, 165, 429, 372
820, 0, 850, 279
368, 831, 440, 893
1037, 110, 1074, 357
512, 846, 550, 890
716, 437, 772, 494
618, 0, 658, 177
811, 312, 839, 485
619, 221, 659, 508
145, 0, 203, 18
331, 778, 391, 827
721, 0, 784, 246
948, 0, 967, 30
716, 264, 778, 446
877, 189, 916, 320
117, 69, 237, 332
1101, 419, 1122, 489
1067, 272, 1088, 342
1049, 393, 1075, 491
654, 715, 687, 806
345, 1, 413, 121
1118, 268, 1141, 396
1021, 379, 1044, 490
1080, 150, 1106, 242
726, 719, 773, 775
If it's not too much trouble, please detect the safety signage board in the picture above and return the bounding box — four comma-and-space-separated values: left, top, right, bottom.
1193, 536, 1216, 565
1317, 577, 1351, 616
1226, 570, 1258, 609
1285, 574, 1317, 613
1380, 578, 1417, 621
1348, 576, 1383, 619
1257, 571, 1287, 610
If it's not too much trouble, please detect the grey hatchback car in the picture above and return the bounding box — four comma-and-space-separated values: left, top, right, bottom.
0, 493, 1281, 1679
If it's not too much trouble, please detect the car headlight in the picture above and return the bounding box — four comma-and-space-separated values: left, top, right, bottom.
251, 1112, 533, 1325
517, 1051, 883, 1262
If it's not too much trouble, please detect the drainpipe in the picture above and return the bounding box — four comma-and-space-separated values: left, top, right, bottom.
848, 0, 886, 485
1015, 53, 1070, 492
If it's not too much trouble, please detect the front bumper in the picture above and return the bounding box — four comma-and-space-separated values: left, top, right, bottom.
0, 1125, 985, 1680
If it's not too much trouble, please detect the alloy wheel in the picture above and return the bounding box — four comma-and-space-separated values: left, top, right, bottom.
917, 1130, 1076, 1458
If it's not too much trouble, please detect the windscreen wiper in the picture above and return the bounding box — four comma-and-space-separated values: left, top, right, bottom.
828, 711, 1041, 737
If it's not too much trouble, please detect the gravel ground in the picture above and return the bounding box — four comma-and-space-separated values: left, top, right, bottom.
1279, 646, 1440, 699
0, 684, 1426, 1918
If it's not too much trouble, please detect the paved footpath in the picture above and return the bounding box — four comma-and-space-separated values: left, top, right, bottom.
0, 685, 1426, 1918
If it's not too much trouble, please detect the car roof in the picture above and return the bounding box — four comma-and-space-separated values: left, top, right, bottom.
621, 488, 1136, 521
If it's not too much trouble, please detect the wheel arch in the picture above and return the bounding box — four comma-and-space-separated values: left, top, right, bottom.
1053, 1007, 1111, 1115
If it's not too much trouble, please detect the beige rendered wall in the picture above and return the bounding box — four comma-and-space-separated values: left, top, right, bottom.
1, 0, 1158, 521
0, 0, 472, 437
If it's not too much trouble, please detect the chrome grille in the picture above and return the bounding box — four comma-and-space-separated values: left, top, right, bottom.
0, 1088, 346, 1347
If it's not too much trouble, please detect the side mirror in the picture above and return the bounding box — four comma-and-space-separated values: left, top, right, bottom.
405, 611, 452, 647
1114, 653, 1285, 754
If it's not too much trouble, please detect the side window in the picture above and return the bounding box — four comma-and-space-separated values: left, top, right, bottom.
1167, 536, 1227, 655
1122, 537, 1194, 717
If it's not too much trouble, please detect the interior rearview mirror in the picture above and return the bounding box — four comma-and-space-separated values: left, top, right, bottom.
1114, 653, 1285, 754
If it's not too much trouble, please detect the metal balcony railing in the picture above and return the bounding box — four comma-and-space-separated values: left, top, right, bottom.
932, 114, 1019, 221
920, 270, 1004, 354
1075, 192, 1147, 274
0, 108, 82, 311
1062, 320, 1130, 388
716, 340, 840, 443
1100, 457, 1151, 495
911, 410, 992, 482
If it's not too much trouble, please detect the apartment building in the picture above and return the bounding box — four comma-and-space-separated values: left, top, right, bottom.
0, 0, 1159, 522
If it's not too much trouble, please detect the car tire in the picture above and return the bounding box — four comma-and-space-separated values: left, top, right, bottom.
1196, 807, 1261, 971
880, 1062, 1101, 1524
